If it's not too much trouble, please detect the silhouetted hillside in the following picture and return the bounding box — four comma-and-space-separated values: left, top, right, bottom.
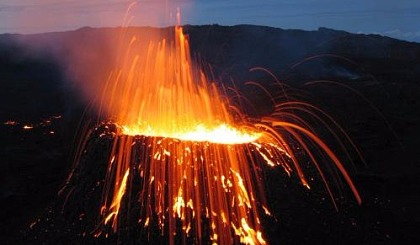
2, 25, 419, 85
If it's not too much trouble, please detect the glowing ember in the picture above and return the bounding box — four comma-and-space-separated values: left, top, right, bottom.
23, 125, 34, 130
3, 115, 62, 132
4, 120, 18, 126
68, 23, 361, 244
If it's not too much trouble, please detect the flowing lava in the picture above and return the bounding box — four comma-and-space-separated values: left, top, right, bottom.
68, 23, 361, 244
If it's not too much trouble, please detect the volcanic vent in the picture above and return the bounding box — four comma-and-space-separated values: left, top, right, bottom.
26, 25, 361, 245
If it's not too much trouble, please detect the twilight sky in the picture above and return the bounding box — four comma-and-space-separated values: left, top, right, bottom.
1, 0, 419, 42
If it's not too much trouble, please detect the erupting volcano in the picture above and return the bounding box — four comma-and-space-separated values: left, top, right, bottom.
60, 21, 361, 245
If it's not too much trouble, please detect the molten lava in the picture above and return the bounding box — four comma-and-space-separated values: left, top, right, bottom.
73, 24, 362, 245
122, 123, 260, 144
95, 25, 271, 244
100, 27, 240, 138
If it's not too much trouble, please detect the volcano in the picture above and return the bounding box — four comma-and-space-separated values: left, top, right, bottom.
1, 25, 420, 244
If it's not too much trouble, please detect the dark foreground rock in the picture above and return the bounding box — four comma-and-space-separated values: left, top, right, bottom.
16, 123, 411, 245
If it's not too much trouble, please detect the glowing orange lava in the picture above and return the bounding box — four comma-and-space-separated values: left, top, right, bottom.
95, 25, 271, 244
84, 24, 361, 245
100, 26, 240, 138
122, 123, 260, 144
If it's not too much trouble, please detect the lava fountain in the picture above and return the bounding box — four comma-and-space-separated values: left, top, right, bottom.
65, 24, 361, 244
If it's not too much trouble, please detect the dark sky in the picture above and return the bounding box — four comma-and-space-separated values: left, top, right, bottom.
1, 0, 419, 42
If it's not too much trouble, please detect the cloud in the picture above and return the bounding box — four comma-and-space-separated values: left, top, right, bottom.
383, 29, 420, 43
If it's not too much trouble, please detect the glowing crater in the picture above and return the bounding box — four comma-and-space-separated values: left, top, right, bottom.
121, 123, 261, 144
